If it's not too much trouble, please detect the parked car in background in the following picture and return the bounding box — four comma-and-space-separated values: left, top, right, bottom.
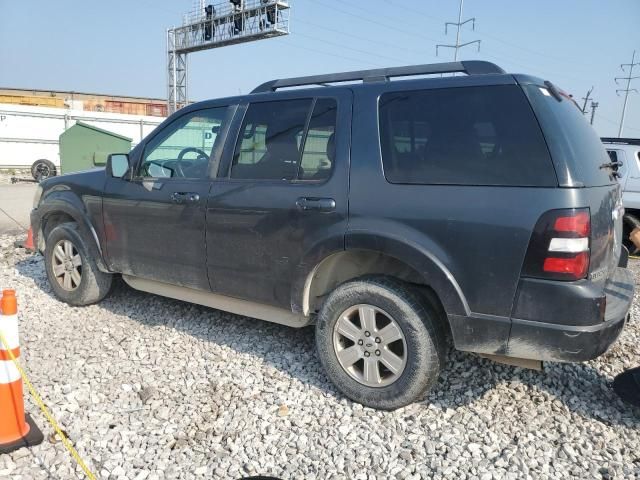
31, 61, 634, 409
602, 138, 640, 254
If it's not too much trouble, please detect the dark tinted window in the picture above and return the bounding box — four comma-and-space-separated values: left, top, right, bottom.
607, 150, 618, 162
523, 84, 614, 187
231, 99, 312, 180
300, 98, 338, 181
379, 85, 556, 186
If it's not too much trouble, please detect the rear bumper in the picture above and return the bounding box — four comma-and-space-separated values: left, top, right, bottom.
507, 310, 629, 362
450, 266, 634, 363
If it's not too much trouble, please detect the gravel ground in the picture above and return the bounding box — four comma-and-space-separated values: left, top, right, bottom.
0, 233, 638, 480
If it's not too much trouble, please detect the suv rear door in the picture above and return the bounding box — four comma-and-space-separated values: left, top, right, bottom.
206, 89, 352, 309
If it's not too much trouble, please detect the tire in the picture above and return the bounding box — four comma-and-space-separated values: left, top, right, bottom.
623, 213, 640, 255
31, 159, 57, 181
44, 222, 112, 306
315, 276, 446, 410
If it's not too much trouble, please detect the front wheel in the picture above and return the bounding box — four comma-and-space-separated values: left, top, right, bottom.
44, 223, 112, 305
315, 276, 446, 410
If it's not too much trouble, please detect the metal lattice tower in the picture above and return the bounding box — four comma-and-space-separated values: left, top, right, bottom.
167, 31, 189, 114
436, 0, 480, 61
167, 0, 291, 113
615, 50, 639, 137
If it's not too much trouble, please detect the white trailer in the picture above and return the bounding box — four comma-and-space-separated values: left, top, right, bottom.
0, 103, 164, 177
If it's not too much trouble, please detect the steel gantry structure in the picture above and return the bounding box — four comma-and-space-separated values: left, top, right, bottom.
167, 0, 291, 113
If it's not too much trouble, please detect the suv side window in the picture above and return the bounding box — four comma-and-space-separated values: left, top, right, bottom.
139, 107, 228, 179
230, 98, 338, 181
378, 85, 556, 186
231, 99, 311, 181
300, 98, 338, 181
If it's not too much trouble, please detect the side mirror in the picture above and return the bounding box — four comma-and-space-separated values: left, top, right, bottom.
107, 153, 131, 179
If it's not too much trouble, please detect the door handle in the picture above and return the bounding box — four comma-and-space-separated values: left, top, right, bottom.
296, 197, 336, 212
170, 192, 200, 204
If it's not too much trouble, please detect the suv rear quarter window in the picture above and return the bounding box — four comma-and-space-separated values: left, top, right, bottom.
523, 84, 614, 187
378, 85, 557, 187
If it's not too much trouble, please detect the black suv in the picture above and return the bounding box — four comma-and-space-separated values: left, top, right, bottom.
31, 61, 634, 409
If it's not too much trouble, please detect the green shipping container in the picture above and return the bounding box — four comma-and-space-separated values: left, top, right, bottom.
59, 121, 132, 174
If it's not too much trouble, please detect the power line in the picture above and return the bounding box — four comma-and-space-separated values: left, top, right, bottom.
279, 41, 383, 69
596, 114, 640, 132
386, 2, 587, 84
295, 18, 426, 58
436, 0, 480, 60
477, 49, 585, 85
315, 0, 584, 83
615, 50, 639, 137
312, 0, 441, 45
380, 0, 594, 70
294, 32, 409, 65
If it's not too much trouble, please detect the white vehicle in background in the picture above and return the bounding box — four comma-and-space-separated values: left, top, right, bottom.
602, 137, 640, 254
0, 103, 163, 180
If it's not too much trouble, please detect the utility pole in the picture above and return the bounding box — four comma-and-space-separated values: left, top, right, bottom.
581, 86, 593, 114
590, 101, 599, 125
615, 50, 639, 137
436, 0, 480, 60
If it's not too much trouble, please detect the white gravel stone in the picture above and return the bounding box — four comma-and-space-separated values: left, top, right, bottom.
0, 233, 639, 479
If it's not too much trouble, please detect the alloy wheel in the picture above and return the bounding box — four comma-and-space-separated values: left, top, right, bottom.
51, 240, 82, 291
333, 304, 407, 387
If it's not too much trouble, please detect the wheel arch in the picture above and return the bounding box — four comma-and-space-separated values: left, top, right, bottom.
298, 234, 469, 320
33, 192, 108, 272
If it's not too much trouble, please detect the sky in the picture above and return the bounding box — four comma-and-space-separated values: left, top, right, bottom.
0, 0, 639, 137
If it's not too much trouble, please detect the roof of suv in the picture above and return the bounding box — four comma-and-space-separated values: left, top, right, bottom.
602, 137, 640, 146
180, 61, 545, 116
251, 60, 507, 93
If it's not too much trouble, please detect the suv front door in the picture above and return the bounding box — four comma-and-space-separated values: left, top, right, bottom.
207, 90, 352, 309
103, 105, 235, 290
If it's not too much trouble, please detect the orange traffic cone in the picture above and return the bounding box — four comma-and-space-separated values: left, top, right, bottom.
13, 227, 35, 252
0, 289, 43, 453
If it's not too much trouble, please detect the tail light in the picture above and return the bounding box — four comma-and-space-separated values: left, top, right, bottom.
522, 208, 590, 281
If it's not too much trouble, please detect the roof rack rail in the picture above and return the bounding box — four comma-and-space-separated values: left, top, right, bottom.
601, 137, 640, 146
251, 60, 505, 93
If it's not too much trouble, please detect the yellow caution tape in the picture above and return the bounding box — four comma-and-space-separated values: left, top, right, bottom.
0, 330, 97, 480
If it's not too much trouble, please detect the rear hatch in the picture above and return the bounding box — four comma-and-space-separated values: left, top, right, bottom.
519, 76, 623, 283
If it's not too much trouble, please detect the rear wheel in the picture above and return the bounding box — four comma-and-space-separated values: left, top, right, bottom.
315, 276, 446, 410
44, 223, 112, 305
31, 159, 57, 181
